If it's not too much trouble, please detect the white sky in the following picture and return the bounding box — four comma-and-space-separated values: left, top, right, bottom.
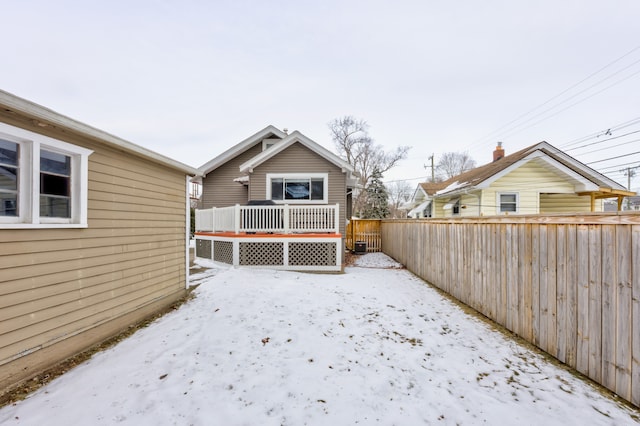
3, 1, 639, 189
1, 254, 638, 424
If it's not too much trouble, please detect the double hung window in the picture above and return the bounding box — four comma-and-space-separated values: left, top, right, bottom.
267, 173, 328, 203
0, 122, 92, 228
498, 192, 518, 213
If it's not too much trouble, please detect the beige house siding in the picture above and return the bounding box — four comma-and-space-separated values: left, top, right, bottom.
482, 160, 578, 215
249, 142, 347, 235
433, 199, 446, 218
200, 143, 263, 208
540, 193, 602, 213
0, 118, 189, 390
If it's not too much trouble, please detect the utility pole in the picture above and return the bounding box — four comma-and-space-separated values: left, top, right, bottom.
622, 166, 638, 190
424, 154, 435, 182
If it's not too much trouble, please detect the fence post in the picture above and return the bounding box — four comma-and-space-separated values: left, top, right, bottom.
234, 204, 240, 234
335, 203, 340, 234
284, 204, 290, 233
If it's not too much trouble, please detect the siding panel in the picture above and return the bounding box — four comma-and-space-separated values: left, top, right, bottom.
0, 127, 188, 387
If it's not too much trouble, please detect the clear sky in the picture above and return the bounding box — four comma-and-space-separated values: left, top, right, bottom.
3, 1, 639, 189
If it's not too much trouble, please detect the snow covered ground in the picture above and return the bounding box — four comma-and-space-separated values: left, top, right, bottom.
2, 253, 638, 425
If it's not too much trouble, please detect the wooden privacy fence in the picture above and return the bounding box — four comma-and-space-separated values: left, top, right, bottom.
381, 213, 640, 407
346, 219, 381, 252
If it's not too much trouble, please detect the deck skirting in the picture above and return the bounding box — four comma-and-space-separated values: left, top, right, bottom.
194, 232, 343, 272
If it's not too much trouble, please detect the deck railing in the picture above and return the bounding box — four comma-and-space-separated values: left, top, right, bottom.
195, 204, 340, 234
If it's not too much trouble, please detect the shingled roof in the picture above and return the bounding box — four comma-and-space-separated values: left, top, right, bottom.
430, 141, 632, 198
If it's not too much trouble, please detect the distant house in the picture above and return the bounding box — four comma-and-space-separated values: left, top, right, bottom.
193, 126, 358, 271
0, 90, 199, 391
408, 142, 635, 218
627, 195, 640, 211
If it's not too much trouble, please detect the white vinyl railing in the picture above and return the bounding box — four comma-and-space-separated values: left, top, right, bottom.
195, 204, 340, 234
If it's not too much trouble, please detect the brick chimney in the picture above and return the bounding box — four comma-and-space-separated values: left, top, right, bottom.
493, 142, 505, 162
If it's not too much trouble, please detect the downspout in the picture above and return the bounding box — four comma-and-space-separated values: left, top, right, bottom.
185, 175, 191, 289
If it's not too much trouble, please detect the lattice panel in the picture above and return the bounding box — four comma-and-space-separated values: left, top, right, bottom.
289, 242, 337, 266
213, 241, 233, 264
239, 242, 283, 266
195, 239, 212, 259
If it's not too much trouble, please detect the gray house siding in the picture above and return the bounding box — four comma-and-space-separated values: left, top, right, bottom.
249, 142, 347, 235
200, 143, 262, 208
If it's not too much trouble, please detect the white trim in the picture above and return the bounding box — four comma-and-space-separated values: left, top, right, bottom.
239, 131, 355, 176
266, 173, 329, 204
0, 122, 93, 228
185, 175, 190, 289
198, 125, 286, 175
0, 89, 199, 176
409, 200, 431, 218
194, 234, 343, 272
477, 149, 598, 192
262, 138, 281, 151
497, 192, 519, 214
533, 141, 627, 191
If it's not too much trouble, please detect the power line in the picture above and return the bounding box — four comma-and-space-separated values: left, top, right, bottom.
598, 160, 640, 172
561, 116, 640, 149
491, 67, 640, 142
570, 137, 640, 156
587, 150, 640, 165
468, 45, 640, 148
564, 129, 640, 151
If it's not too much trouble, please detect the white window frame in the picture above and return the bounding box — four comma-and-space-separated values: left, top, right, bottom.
266, 173, 328, 204
497, 192, 519, 214
0, 122, 93, 229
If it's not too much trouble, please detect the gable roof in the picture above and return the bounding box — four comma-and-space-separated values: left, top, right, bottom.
0, 89, 200, 176
419, 182, 446, 196
198, 125, 287, 175
238, 130, 356, 177
430, 141, 634, 198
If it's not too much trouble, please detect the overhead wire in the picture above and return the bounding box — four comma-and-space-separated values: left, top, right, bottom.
560, 116, 640, 148
466, 45, 640, 151
563, 129, 640, 151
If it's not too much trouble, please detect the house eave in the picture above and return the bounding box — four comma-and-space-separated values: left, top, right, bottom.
239, 130, 355, 175
576, 188, 637, 199
198, 125, 287, 175
0, 89, 200, 176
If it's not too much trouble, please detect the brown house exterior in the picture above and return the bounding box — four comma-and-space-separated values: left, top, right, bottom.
193, 126, 356, 272
0, 90, 199, 392
197, 126, 357, 236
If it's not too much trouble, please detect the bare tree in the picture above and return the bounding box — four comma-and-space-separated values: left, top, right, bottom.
386, 181, 413, 218
436, 152, 476, 180
329, 116, 410, 216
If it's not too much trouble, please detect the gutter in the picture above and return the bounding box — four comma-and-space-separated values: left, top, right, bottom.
0, 89, 201, 177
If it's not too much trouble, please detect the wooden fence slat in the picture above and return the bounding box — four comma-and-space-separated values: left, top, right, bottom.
348, 219, 382, 253
521, 224, 533, 341
547, 225, 558, 358
601, 224, 617, 391
380, 215, 640, 408
632, 224, 640, 407
539, 226, 550, 352
588, 224, 603, 383
565, 225, 578, 368
615, 225, 632, 400
508, 224, 520, 334
556, 225, 567, 363
576, 224, 590, 375
532, 224, 541, 347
